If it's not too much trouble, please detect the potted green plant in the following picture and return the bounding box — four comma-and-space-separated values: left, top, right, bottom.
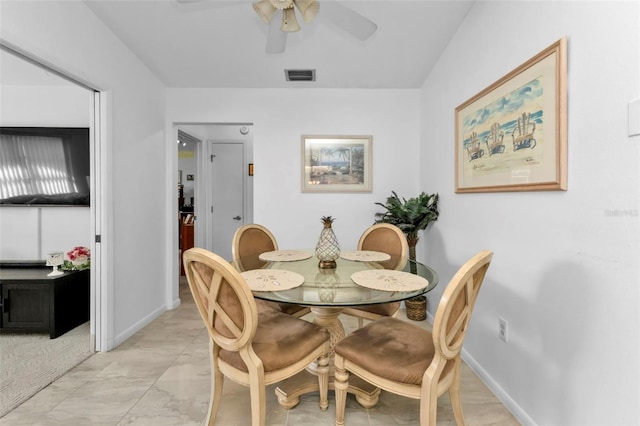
374, 191, 439, 320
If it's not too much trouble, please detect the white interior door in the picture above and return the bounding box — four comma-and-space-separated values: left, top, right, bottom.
208, 141, 244, 261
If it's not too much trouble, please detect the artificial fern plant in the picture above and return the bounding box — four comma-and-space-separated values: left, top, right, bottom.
374, 191, 439, 273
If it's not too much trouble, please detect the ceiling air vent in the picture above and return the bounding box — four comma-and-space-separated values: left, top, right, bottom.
285, 69, 316, 82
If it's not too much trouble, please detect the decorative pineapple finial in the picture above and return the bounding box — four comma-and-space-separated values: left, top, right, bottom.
321, 216, 335, 228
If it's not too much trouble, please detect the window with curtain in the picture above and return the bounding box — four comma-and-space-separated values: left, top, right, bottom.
0, 134, 73, 198
0, 127, 90, 205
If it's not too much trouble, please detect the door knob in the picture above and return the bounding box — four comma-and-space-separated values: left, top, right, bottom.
233, 216, 241, 220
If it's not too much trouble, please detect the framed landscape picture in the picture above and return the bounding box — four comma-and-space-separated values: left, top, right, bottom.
455, 37, 567, 193
301, 135, 372, 193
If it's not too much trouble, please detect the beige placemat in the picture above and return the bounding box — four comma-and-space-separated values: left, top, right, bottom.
340, 250, 391, 262
241, 269, 305, 291
351, 270, 429, 291
258, 250, 313, 262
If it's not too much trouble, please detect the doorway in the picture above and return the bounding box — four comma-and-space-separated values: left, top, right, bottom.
174, 123, 253, 271
177, 130, 201, 275
0, 45, 102, 415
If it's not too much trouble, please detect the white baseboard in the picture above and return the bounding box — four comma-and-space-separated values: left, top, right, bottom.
426, 310, 536, 426
461, 348, 536, 426
169, 297, 181, 310
113, 304, 166, 348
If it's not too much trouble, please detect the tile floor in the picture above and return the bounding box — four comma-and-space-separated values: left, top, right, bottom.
1, 279, 520, 425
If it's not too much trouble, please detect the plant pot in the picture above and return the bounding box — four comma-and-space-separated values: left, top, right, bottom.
405, 296, 426, 321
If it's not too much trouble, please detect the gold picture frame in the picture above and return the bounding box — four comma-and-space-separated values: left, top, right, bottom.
301, 135, 372, 193
455, 37, 567, 193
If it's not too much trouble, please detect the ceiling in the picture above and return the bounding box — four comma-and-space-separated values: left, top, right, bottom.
80, 0, 476, 89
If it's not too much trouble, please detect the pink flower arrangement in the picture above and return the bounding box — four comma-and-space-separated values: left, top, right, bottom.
62, 246, 91, 271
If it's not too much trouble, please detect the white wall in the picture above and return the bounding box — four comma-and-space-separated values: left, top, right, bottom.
0, 83, 92, 261
167, 89, 421, 306
0, 207, 90, 260
1, 1, 168, 349
420, 1, 639, 425
0, 86, 91, 126
167, 88, 422, 251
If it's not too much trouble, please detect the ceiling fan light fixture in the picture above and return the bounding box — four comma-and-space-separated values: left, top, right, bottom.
294, 0, 318, 23
281, 6, 301, 32
253, 0, 276, 24
269, 0, 293, 10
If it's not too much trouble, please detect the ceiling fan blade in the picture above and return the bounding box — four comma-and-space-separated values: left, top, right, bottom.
321, 0, 377, 41
266, 11, 288, 54
173, 0, 238, 12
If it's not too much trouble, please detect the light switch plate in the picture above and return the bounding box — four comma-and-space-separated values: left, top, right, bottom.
629, 98, 640, 137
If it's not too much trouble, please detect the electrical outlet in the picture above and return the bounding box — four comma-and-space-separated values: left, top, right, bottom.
498, 318, 508, 342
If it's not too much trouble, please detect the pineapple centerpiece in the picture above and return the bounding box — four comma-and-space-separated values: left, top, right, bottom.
315, 216, 341, 269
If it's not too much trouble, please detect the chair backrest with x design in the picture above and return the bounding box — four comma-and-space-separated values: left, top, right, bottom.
184, 247, 257, 352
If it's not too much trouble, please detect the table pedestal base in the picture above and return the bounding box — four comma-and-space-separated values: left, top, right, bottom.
275, 369, 380, 409
275, 306, 380, 409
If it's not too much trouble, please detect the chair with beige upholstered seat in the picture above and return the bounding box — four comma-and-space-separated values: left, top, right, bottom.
183, 247, 330, 426
232, 224, 310, 318
341, 223, 409, 327
334, 250, 493, 426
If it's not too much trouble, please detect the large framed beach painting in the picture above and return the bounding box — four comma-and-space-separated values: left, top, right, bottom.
455, 37, 567, 193
301, 135, 372, 193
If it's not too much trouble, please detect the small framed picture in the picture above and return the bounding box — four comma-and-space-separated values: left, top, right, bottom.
301, 135, 372, 193
186, 174, 194, 181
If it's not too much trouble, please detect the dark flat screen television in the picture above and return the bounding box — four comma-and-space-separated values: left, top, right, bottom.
0, 127, 90, 206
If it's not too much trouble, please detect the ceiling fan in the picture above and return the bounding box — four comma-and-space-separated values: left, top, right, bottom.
176, 0, 377, 54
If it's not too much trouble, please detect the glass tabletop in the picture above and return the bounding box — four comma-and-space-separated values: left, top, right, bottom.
231, 253, 439, 307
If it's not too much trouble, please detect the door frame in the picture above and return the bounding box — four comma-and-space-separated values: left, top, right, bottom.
169, 123, 253, 306
0, 42, 109, 351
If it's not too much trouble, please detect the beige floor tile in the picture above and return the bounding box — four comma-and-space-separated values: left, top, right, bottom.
1, 279, 519, 426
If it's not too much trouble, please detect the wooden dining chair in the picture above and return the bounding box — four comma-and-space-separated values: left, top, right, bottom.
334, 250, 493, 426
232, 224, 310, 318
183, 248, 330, 426
341, 223, 409, 327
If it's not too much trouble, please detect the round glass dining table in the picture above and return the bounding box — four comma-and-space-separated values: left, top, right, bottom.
232, 253, 438, 307
232, 252, 439, 409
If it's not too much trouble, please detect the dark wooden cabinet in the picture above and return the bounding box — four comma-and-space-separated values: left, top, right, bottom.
0, 266, 89, 339
180, 222, 194, 276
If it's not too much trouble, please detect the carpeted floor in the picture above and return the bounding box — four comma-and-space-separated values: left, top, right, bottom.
0, 322, 93, 417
